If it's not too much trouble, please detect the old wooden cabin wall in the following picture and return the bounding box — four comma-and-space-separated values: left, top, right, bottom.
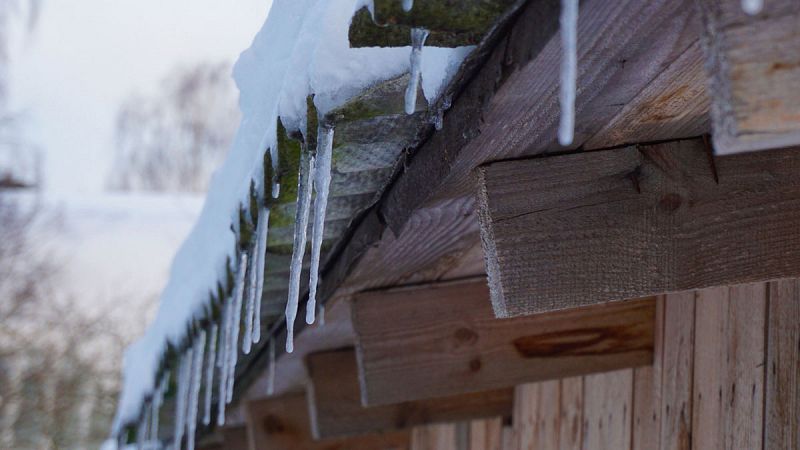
408, 281, 799, 450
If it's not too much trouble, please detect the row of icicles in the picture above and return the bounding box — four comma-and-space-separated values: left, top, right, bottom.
128, 0, 769, 444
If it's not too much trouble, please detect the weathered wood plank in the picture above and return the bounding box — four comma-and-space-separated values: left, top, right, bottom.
582, 369, 633, 450
512, 381, 560, 450
468, 418, 503, 450
657, 293, 694, 450
353, 279, 654, 405
478, 138, 800, 316
698, 0, 800, 153
631, 366, 659, 450
558, 377, 584, 450
692, 284, 767, 450
243, 393, 410, 450
765, 279, 800, 450
306, 348, 512, 439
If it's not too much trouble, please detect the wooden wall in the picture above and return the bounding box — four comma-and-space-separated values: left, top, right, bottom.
409, 280, 800, 450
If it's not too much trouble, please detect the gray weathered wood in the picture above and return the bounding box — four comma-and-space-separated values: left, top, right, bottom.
305, 348, 513, 439
352, 279, 654, 405
698, 0, 800, 154
478, 137, 800, 316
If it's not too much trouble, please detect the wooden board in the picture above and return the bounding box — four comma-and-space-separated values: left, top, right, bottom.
698, 0, 800, 153
765, 279, 800, 449
244, 393, 410, 450
353, 279, 654, 405
478, 138, 800, 316
306, 348, 513, 439
582, 370, 634, 450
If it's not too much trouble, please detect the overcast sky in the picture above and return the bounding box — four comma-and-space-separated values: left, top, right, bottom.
8, 0, 273, 193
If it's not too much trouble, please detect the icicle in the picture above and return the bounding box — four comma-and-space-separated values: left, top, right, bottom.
742, 0, 763, 14
136, 407, 148, 450
173, 348, 193, 449
402, 0, 413, 12
558, 0, 578, 146
217, 298, 232, 426
252, 207, 270, 344
242, 253, 256, 355
405, 28, 429, 115
226, 252, 248, 403
285, 146, 316, 353
318, 302, 325, 326
202, 323, 218, 426
266, 338, 276, 396
150, 371, 168, 445
186, 330, 206, 450
306, 124, 334, 325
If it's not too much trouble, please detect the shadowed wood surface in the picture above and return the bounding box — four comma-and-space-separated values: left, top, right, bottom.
479, 138, 800, 316
352, 280, 654, 406
698, 0, 800, 154
244, 393, 410, 450
306, 348, 513, 439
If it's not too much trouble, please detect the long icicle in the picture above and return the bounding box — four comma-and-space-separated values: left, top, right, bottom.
186, 330, 206, 450
150, 371, 168, 445
173, 348, 193, 449
252, 206, 270, 344
306, 124, 334, 324
226, 251, 248, 403
404, 28, 429, 114
216, 298, 232, 426
558, 0, 578, 146
242, 246, 257, 354
285, 144, 315, 353
202, 323, 218, 426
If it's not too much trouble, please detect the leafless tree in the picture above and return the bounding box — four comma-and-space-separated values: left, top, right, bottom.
108, 61, 240, 193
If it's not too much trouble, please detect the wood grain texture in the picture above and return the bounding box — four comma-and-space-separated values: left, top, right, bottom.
582, 370, 634, 450
698, 0, 800, 153
765, 279, 800, 450
558, 377, 583, 450
243, 393, 410, 450
306, 348, 512, 439
692, 284, 767, 450
468, 418, 503, 450
631, 366, 659, 450
479, 138, 800, 316
512, 381, 561, 450
353, 279, 654, 405
657, 293, 694, 450
409, 423, 463, 450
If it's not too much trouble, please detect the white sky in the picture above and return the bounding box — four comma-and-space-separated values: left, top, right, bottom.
8, 0, 273, 193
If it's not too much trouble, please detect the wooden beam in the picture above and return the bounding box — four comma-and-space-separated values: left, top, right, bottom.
306, 348, 513, 439
352, 280, 655, 405
243, 393, 410, 450
478, 137, 800, 316
698, 0, 800, 154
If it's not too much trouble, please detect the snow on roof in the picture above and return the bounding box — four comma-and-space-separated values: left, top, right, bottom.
112, 0, 472, 434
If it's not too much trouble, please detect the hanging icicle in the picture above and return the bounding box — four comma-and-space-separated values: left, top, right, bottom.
226, 251, 248, 403
405, 28, 429, 115
135, 405, 149, 450
285, 143, 316, 353
186, 330, 206, 450
306, 124, 335, 325
558, 0, 578, 146
741, 0, 763, 14
202, 323, 218, 426
252, 206, 270, 344
242, 261, 256, 354
173, 348, 193, 449
150, 371, 168, 446
267, 338, 276, 396
402, 0, 414, 12
318, 302, 325, 327
217, 297, 232, 426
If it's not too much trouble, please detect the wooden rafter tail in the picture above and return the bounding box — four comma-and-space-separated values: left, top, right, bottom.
352, 279, 655, 406
348, 0, 518, 48
478, 137, 800, 316
698, 0, 800, 154
305, 348, 512, 439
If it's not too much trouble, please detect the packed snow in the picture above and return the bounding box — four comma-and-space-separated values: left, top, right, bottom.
112, 0, 474, 438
